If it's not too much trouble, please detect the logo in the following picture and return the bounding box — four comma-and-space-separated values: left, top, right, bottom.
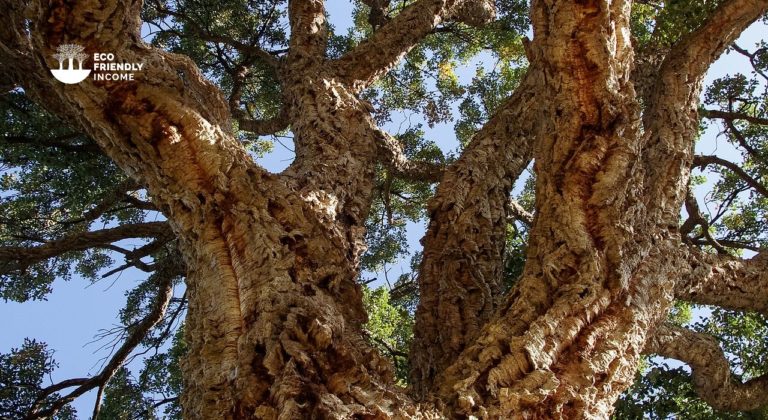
50, 44, 91, 84
50, 44, 145, 84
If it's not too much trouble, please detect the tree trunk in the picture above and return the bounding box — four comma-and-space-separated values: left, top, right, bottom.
176, 177, 407, 418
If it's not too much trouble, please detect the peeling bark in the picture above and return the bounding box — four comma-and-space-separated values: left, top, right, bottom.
642, 0, 768, 226
410, 71, 540, 398
427, 0, 673, 415
647, 323, 768, 411
675, 249, 768, 315
3, 0, 768, 417
332, 0, 495, 92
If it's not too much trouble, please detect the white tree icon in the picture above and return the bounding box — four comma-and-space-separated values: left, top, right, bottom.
54, 44, 87, 70
73, 52, 88, 70
52, 52, 66, 70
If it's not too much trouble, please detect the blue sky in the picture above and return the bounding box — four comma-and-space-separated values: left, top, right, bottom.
1, 3, 766, 417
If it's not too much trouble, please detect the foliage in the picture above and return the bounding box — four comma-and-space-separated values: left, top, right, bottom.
100, 367, 156, 419
0, 91, 140, 302
0, 339, 76, 419
362, 127, 443, 272
362, 286, 414, 384
138, 326, 187, 419
614, 306, 768, 419
615, 355, 768, 419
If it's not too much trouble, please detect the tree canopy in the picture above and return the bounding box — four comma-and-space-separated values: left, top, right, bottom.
1, 0, 767, 418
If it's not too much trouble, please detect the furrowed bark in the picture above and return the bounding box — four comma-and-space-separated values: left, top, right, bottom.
427, 0, 683, 416
287, 0, 327, 64
410, 70, 540, 398
642, 0, 768, 226
5, 0, 768, 416
3, 0, 431, 416
177, 179, 431, 418
427, 1, 768, 416
646, 323, 768, 411
10, 0, 459, 415
331, 0, 495, 92
280, 71, 380, 232
675, 249, 768, 315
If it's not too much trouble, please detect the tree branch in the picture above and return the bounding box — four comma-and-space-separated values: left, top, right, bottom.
410, 69, 540, 396
659, 0, 768, 85
364, 330, 409, 358
642, 0, 768, 225
24, 259, 180, 419
0, 222, 172, 274
1, 0, 265, 210
287, 0, 327, 62
722, 118, 767, 163
0, 1, 46, 98
646, 323, 768, 411
701, 108, 768, 126
675, 247, 768, 315
693, 154, 768, 197
507, 198, 533, 226
731, 43, 768, 82
91, 383, 106, 420
1, 134, 102, 154
687, 238, 761, 252
146, 0, 280, 70
237, 107, 290, 136
331, 0, 495, 92
373, 127, 444, 182
63, 179, 143, 225
681, 189, 728, 254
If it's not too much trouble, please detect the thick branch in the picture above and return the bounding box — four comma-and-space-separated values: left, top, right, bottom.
0, 0, 263, 211
331, 0, 495, 92
642, 0, 768, 225
659, 0, 768, 83
237, 107, 290, 136
287, 0, 327, 62
373, 128, 444, 182
507, 198, 533, 226
701, 108, 768, 126
410, 69, 539, 397
646, 323, 768, 411
428, 0, 674, 415
693, 154, 768, 197
0, 222, 172, 273
675, 247, 768, 315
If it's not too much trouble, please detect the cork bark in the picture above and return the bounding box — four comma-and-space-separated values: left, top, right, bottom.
2, 0, 767, 417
